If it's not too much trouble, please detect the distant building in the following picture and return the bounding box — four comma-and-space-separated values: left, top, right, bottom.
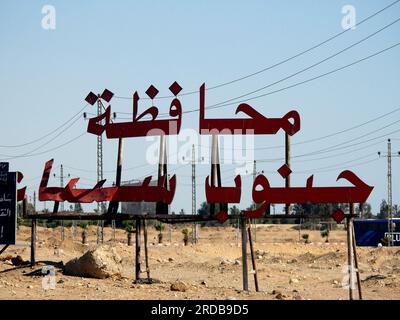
120, 179, 156, 215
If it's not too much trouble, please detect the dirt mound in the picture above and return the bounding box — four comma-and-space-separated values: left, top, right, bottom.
64, 245, 122, 279
297, 252, 317, 263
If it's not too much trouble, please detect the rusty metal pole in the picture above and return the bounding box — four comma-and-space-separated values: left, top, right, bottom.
135, 219, 141, 282
156, 135, 168, 215
346, 208, 354, 300
108, 137, 124, 215
285, 133, 291, 215
30, 218, 37, 267
210, 134, 218, 215
241, 216, 249, 291
351, 213, 363, 300
247, 225, 259, 292
143, 220, 151, 282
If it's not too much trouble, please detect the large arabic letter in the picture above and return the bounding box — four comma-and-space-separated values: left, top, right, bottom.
282, 111, 301, 136
65, 178, 80, 192
306, 175, 314, 188
199, 83, 206, 133
142, 176, 152, 187
243, 202, 269, 219
169, 98, 182, 134
132, 91, 140, 121
40, 159, 54, 189
135, 106, 159, 122
17, 186, 26, 202
337, 170, 374, 201
252, 174, 270, 204
16, 171, 24, 183
87, 106, 111, 136
235, 103, 266, 122
93, 179, 106, 189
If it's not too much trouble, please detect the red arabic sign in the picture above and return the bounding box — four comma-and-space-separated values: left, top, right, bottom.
35, 83, 373, 221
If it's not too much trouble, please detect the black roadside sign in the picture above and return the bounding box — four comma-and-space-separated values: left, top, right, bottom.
0, 162, 17, 245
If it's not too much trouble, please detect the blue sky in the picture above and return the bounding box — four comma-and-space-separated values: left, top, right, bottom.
1, 0, 400, 214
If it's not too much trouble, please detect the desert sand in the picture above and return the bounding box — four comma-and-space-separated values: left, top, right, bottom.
0, 224, 399, 300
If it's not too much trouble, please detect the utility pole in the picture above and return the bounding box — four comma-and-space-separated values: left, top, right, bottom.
85, 89, 114, 244
97, 95, 105, 244
33, 191, 36, 213
53, 164, 70, 241
378, 138, 400, 246
192, 144, 198, 243
183, 145, 203, 244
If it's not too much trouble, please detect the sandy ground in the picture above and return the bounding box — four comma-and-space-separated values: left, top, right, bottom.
0, 223, 399, 300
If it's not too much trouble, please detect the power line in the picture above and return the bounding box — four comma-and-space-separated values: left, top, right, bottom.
292, 123, 400, 160
135, 41, 400, 118
197, 115, 400, 161
0, 131, 86, 161
114, 0, 400, 100
295, 153, 377, 173
195, 106, 400, 152
288, 117, 400, 158
206, 16, 400, 110
254, 126, 400, 163
0, 104, 87, 148
295, 158, 379, 174
0, 115, 82, 158
255, 106, 400, 151
203, 42, 400, 112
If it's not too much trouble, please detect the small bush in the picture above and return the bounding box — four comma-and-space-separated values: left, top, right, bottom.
302, 233, 310, 243
182, 228, 192, 246
321, 229, 330, 242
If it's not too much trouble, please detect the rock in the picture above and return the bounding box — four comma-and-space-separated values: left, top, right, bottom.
257, 256, 263, 260
275, 293, 288, 300
27, 285, 33, 289
255, 250, 265, 256
11, 255, 28, 266
226, 297, 237, 300
64, 245, 122, 279
293, 295, 304, 300
332, 280, 339, 285
220, 259, 234, 265
168, 258, 174, 262
57, 279, 65, 284
289, 278, 299, 284
200, 281, 207, 286
234, 260, 241, 265
170, 281, 188, 292
272, 289, 282, 295
0, 254, 13, 262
